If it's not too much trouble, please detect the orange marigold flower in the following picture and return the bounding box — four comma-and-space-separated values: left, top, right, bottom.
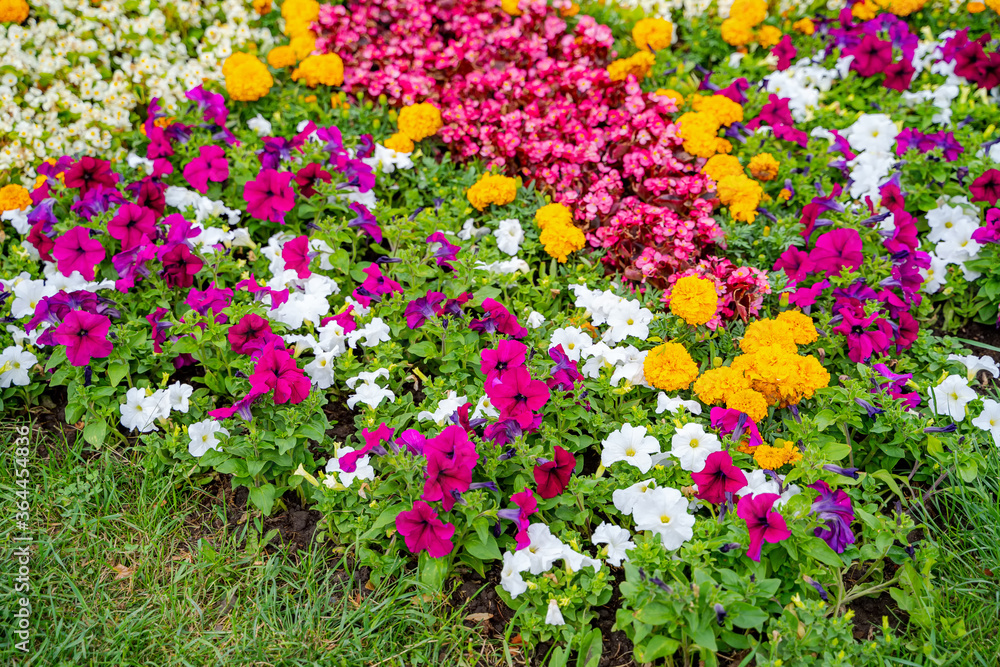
398, 103, 443, 142
633, 17, 674, 52
740, 318, 798, 354
535, 202, 574, 230
721, 18, 755, 47
0, 184, 31, 212
267, 46, 298, 68
224, 53, 273, 102
540, 222, 586, 263
726, 388, 769, 422
291, 53, 344, 88
643, 342, 699, 392
253, 0, 272, 14
694, 366, 750, 405
756, 25, 782, 49
716, 173, 762, 223
0, 0, 29, 23
669, 275, 719, 325
702, 154, 744, 183
384, 133, 414, 153
748, 153, 780, 181
793, 18, 815, 34
607, 51, 656, 82
776, 310, 819, 345
731, 0, 768, 26
467, 174, 518, 211
753, 440, 802, 470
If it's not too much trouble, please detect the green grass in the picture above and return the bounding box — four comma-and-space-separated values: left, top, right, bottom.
0, 416, 507, 667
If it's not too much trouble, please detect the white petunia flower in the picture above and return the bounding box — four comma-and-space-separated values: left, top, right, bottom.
545, 599, 565, 626
0, 346, 36, 387
601, 423, 661, 473
304, 349, 337, 389
670, 423, 722, 472
604, 299, 653, 343
526, 311, 546, 329
612, 478, 656, 516
632, 486, 695, 551
524, 524, 565, 575
972, 399, 1000, 447
656, 393, 702, 415
120, 387, 160, 433
500, 550, 531, 598
948, 354, 999, 381
928, 374, 977, 422
550, 327, 593, 362
493, 218, 524, 256
188, 420, 229, 458
417, 391, 468, 423
166, 382, 193, 413
347, 318, 391, 349
591, 522, 635, 567
324, 446, 375, 487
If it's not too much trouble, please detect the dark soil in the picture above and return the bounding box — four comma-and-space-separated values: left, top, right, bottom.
953, 319, 1000, 351
323, 395, 357, 449
848, 591, 908, 642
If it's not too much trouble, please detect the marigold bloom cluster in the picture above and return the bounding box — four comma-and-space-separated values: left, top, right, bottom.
643, 342, 699, 391
535, 202, 584, 263
0, 0, 28, 23
741, 440, 803, 470
677, 96, 743, 159
702, 155, 744, 183
668, 275, 719, 326
716, 173, 763, 223
720, 0, 776, 48
291, 54, 345, 88
384, 133, 415, 153
398, 103, 443, 142
534, 203, 574, 231
607, 51, 656, 82
694, 312, 827, 414
267, 46, 298, 68
748, 153, 780, 182
632, 18, 673, 52
467, 174, 518, 211
224, 53, 273, 102
0, 184, 31, 212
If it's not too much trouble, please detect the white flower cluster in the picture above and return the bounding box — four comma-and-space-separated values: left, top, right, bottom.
930, 355, 1000, 445
120, 382, 193, 433
0, 0, 273, 178
920, 196, 984, 292
499, 523, 602, 599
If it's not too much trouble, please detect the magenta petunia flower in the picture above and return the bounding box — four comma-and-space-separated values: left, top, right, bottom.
63, 156, 118, 195
470, 298, 528, 339
547, 345, 584, 392
709, 407, 763, 446
183, 145, 230, 194
423, 452, 473, 511
692, 451, 747, 505
849, 34, 893, 78
533, 445, 576, 499
227, 313, 273, 355
281, 236, 313, 279
773, 35, 797, 71
773, 246, 815, 284
244, 169, 296, 224
395, 501, 455, 558
53, 226, 106, 280
480, 339, 528, 381
832, 306, 893, 363
348, 202, 382, 244
971, 169, 1000, 206
810, 228, 863, 277
146, 307, 171, 354
294, 162, 333, 198
112, 238, 157, 293
53, 310, 114, 366
109, 203, 157, 251
427, 231, 460, 270
882, 60, 915, 91
736, 493, 791, 562
249, 346, 311, 404
405, 291, 446, 329
486, 366, 550, 427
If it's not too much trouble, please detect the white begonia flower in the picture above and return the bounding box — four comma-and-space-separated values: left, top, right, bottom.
656, 393, 703, 415
524, 524, 565, 575
928, 374, 977, 422
948, 354, 1000, 381
526, 311, 546, 329
972, 399, 1000, 447
324, 446, 375, 487
347, 318, 391, 349
604, 299, 653, 343
612, 478, 656, 516
545, 599, 565, 626
248, 114, 272, 136
418, 391, 468, 423
601, 423, 661, 473
500, 550, 531, 598
166, 382, 193, 413
304, 349, 337, 389
670, 423, 722, 472
187, 420, 229, 458
120, 387, 160, 433
472, 394, 499, 419
0, 346, 37, 387
632, 486, 695, 551
591, 522, 635, 567
493, 218, 524, 256
550, 326, 593, 362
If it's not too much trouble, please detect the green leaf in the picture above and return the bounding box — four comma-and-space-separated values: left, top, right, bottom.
418, 551, 451, 592
275, 436, 298, 454
466, 534, 502, 562
870, 469, 904, 499
576, 628, 602, 667
636, 602, 674, 625
249, 483, 276, 515
65, 401, 86, 424
728, 602, 769, 630
801, 537, 843, 567
108, 361, 128, 387
634, 636, 679, 662
408, 341, 437, 358
82, 419, 107, 447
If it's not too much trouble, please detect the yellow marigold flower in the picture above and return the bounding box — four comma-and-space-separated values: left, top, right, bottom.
535, 202, 573, 230
282, 0, 319, 37
290, 33, 317, 60
690, 95, 743, 127
0, 184, 31, 212
669, 275, 719, 326
467, 174, 518, 211
731, 0, 768, 26
633, 17, 674, 52
721, 18, 755, 47
643, 342, 699, 392
852, 0, 880, 20
398, 103, 443, 142
792, 355, 830, 400
748, 153, 780, 181
756, 25, 782, 49
889, 0, 926, 14
502, 0, 523, 15
793, 18, 815, 35
753, 440, 802, 470
778, 188, 792, 202
224, 53, 273, 102
0, 0, 29, 23
677, 112, 725, 159
985, 0, 999, 10
558, 2, 580, 17
716, 173, 762, 223
726, 388, 769, 422
968, 1, 985, 11
291, 53, 345, 88
655, 88, 685, 107
776, 310, 818, 345
740, 319, 798, 354
607, 51, 656, 82
694, 366, 750, 405
384, 132, 414, 154
267, 46, 298, 68
702, 154, 744, 183
253, 0, 273, 15
540, 222, 586, 263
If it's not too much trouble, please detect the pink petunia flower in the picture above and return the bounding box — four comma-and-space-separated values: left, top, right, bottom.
53, 226, 106, 280
395, 501, 455, 558
244, 169, 296, 224
53, 310, 114, 366
736, 492, 791, 562
183, 145, 230, 194
109, 203, 157, 251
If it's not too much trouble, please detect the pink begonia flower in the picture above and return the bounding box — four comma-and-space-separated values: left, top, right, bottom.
53, 226, 106, 280
53, 311, 114, 366
183, 145, 230, 194
244, 169, 296, 224
395, 501, 455, 558
108, 203, 157, 251
281, 236, 313, 279
809, 228, 863, 277
736, 493, 791, 562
